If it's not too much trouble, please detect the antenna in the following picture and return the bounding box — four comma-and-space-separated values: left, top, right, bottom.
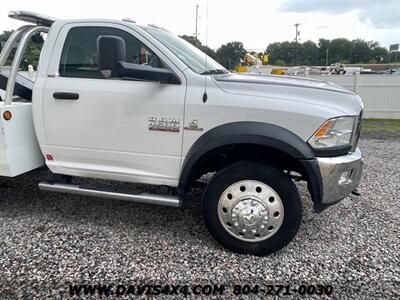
203, 0, 209, 103
195, 4, 199, 39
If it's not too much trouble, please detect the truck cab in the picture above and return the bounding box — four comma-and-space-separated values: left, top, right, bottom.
0, 11, 363, 256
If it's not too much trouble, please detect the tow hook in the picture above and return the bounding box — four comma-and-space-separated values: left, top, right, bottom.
351, 188, 361, 196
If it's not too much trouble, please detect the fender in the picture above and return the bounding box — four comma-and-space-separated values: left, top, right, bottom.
179, 121, 321, 193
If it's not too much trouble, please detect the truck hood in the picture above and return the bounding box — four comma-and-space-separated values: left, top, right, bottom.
212, 73, 363, 115
213, 73, 355, 94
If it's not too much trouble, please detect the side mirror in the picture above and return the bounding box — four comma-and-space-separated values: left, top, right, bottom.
97, 35, 126, 78
97, 35, 180, 84
118, 62, 181, 84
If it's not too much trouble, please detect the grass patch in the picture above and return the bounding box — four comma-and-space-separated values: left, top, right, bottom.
362, 119, 400, 134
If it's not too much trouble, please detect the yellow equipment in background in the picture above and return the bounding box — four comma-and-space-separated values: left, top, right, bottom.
244, 53, 258, 65
234, 51, 269, 73
244, 52, 269, 66
261, 53, 269, 65
235, 65, 249, 73
271, 68, 286, 75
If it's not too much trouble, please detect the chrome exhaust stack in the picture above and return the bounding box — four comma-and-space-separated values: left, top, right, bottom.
38, 182, 182, 207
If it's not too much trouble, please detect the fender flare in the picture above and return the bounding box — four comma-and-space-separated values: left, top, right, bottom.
179, 122, 322, 195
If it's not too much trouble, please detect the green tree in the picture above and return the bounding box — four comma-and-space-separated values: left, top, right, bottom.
351, 39, 371, 63
317, 38, 331, 65
302, 40, 319, 65
267, 37, 389, 66
0, 30, 43, 69
179, 35, 217, 60
0, 30, 12, 43
180, 35, 202, 48
329, 38, 353, 63
371, 45, 389, 63
0, 31, 13, 65
289, 42, 306, 65
274, 59, 286, 66
267, 41, 309, 66
267, 41, 291, 65
216, 42, 246, 69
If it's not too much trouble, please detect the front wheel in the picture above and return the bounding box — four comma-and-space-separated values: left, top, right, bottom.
202, 161, 302, 256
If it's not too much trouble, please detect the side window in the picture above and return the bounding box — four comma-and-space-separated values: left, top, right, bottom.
59, 26, 164, 78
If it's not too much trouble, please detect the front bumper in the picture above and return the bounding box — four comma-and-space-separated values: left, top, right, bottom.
316, 147, 363, 205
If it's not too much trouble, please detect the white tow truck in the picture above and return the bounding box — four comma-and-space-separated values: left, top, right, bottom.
0, 11, 364, 255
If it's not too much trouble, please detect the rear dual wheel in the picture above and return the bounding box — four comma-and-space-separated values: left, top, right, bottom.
202, 161, 302, 256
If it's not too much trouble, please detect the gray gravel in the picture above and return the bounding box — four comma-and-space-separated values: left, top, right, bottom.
0, 138, 399, 299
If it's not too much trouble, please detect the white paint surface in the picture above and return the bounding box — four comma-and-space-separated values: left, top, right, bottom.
0, 102, 44, 177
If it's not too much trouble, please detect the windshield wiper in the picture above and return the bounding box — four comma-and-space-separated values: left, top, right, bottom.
201, 69, 228, 75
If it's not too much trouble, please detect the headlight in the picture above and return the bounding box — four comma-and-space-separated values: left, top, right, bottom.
308, 116, 356, 149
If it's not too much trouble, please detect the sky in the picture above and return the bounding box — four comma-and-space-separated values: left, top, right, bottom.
0, 0, 399, 50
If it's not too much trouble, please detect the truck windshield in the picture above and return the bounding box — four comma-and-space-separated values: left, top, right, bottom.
140, 26, 228, 75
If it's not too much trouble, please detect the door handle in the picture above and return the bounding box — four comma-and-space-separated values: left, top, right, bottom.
53, 92, 79, 100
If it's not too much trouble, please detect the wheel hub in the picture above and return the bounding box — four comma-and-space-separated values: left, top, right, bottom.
218, 180, 284, 242
232, 199, 268, 228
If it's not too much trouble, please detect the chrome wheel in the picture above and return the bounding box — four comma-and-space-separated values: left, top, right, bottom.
217, 180, 284, 242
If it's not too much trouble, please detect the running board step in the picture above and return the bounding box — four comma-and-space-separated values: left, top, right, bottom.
38, 182, 181, 207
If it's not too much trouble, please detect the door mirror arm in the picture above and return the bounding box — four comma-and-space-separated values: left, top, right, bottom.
118, 61, 180, 84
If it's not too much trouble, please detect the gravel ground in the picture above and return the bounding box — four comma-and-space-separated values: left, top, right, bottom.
0, 138, 399, 299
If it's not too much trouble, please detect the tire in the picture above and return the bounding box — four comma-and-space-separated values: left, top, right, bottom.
202, 161, 302, 256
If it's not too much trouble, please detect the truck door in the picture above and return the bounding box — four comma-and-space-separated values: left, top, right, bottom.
41, 23, 186, 186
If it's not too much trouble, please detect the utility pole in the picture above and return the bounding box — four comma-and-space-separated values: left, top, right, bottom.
294, 23, 301, 43
195, 4, 199, 39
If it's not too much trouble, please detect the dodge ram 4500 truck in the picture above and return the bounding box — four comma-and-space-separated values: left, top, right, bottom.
0, 11, 363, 256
